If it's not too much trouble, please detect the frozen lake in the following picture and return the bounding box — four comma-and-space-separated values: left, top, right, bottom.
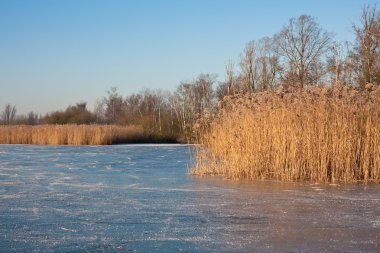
0, 144, 379, 252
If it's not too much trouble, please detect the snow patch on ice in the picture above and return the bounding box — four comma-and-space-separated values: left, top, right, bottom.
60, 227, 78, 232
0, 193, 23, 199
370, 219, 380, 228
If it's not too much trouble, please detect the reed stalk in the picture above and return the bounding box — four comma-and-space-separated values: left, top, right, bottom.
192, 85, 380, 183
0, 124, 145, 145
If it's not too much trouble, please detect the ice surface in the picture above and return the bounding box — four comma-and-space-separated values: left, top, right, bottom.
0, 144, 379, 252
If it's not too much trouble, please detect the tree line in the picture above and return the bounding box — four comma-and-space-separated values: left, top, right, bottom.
2, 5, 379, 142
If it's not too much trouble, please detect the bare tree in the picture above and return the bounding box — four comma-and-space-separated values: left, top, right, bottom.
275, 15, 332, 88
103, 87, 125, 124
138, 89, 167, 133
327, 41, 355, 86
330, 42, 348, 86
225, 60, 235, 95
170, 74, 216, 141
353, 5, 380, 87
343, 42, 357, 87
327, 41, 358, 86
124, 93, 143, 122
27, 111, 39, 125
171, 82, 195, 140
216, 61, 236, 100
194, 73, 215, 113
240, 41, 257, 93
256, 37, 282, 90
1, 104, 17, 125
94, 99, 106, 123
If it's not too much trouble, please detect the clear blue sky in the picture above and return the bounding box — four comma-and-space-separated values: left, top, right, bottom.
0, 0, 378, 114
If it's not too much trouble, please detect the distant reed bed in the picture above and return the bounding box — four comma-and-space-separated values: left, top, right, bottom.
0, 124, 146, 145
192, 85, 380, 183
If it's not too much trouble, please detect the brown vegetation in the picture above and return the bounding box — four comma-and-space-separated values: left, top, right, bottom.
44, 102, 95, 125
0, 124, 146, 145
192, 85, 380, 183
2, 6, 379, 148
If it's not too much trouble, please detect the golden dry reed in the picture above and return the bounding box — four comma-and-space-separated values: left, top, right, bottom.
0, 124, 145, 145
192, 85, 380, 183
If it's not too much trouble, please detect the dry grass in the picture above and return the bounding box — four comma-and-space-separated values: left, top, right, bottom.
192, 85, 380, 183
0, 124, 146, 145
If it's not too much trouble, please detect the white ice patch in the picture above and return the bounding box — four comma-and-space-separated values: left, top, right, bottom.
0, 193, 23, 199
123, 183, 140, 188
49, 181, 107, 190
32, 207, 39, 215
60, 227, 78, 232
370, 219, 380, 228
0, 181, 20, 186
127, 175, 139, 179
133, 187, 215, 193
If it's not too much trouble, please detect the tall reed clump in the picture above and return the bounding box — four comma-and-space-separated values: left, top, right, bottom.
0, 124, 145, 145
192, 85, 380, 183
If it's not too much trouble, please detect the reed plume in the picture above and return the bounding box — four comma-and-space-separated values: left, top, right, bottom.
192, 85, 380, 183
